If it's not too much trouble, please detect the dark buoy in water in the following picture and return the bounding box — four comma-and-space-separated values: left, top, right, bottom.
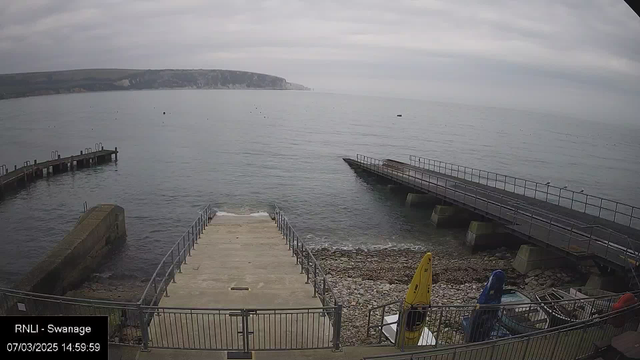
163, 111, 166, 115
397, 114, 402, 117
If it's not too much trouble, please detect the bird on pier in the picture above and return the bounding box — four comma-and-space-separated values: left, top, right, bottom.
579, 188, 585, 193
562, 185, 568, 189
544, 181, 551, 185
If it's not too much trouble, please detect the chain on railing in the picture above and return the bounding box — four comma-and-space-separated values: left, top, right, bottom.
139, 204, 214, 307
409, 155, 640, 230
273, 205, 342, 350
363, 300, 640, 360
354, 154, 640, 271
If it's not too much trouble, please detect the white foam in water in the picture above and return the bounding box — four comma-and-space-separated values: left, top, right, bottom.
216, 211, 270, 217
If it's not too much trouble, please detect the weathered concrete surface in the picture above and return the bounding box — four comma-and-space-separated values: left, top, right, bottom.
430, 205, 471, 228
465, 221, 519, 250
15, 204, 126, 295
512, 244, 566, 274
585, 273, 626, 292
150, 214, 330, 349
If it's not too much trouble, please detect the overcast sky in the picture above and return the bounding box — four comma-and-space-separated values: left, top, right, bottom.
1, 0, 639, 124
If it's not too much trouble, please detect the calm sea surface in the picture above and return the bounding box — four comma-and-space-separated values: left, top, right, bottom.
1, 90, 639, 287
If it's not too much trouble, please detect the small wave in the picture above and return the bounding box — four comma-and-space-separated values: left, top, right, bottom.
216, 211, 270, 217
311, 243, 428, 252
302, 234, 427, 251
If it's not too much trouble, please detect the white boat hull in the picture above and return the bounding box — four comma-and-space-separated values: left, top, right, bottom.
382, 314, 436, 346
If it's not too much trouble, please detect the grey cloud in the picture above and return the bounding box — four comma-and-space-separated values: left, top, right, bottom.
0, 0, 639, 124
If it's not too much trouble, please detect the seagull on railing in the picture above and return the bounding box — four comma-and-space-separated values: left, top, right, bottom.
544, 181, 551, 186
579, 188, 585, 193
562, 185, 568, 189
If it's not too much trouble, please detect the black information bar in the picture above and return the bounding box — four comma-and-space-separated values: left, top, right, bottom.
1, 316, 108, 359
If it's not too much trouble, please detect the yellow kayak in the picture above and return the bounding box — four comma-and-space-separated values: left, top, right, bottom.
402, 252, 432, 346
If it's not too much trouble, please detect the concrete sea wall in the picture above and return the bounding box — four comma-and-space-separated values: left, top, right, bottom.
14, 204, 127, 295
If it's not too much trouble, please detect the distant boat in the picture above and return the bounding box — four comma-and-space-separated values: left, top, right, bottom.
397, 114, 402, 117
500, 289, 549, 334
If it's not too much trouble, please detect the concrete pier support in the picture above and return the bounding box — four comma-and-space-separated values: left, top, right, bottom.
465, 221, 509, 249
430, 205, 471, 227
512, 245, 566, 274
584, 274, 625, 292
405, 193, 438, 207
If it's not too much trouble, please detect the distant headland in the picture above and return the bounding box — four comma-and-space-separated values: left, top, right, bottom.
0, 68, 310, 100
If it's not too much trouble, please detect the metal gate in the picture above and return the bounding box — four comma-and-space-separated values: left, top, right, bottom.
143, 306, 339, 352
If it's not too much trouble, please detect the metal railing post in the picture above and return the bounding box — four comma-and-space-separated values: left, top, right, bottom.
313, 262, 317, 297
300, 243, 305, 274
177, 242, 182, 272
170, 252, 176, 283
138, 306, 150, 351
333, 304, 342, 351
598, 198, 603, 217
323, 277, 327, 305
305, 249, 311, 284
242, 309, 250, 353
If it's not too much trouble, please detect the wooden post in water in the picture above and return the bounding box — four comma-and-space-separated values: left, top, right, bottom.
115, 147, 118, 162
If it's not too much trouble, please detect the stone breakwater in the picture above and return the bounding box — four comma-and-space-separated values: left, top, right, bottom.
313, 247, 588, 346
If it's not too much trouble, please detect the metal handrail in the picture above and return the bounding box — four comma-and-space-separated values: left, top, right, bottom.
406, 157, 640, 267
354, 154, 640, 270
365, 290, 637, 346
367, 288, 637, 314
274, 205, 341, 307
363, 300, 640, 359
139, 204, 214, 306
409, 155, 639, 229
273, 205, 343, 350
141, 305, 339, 311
